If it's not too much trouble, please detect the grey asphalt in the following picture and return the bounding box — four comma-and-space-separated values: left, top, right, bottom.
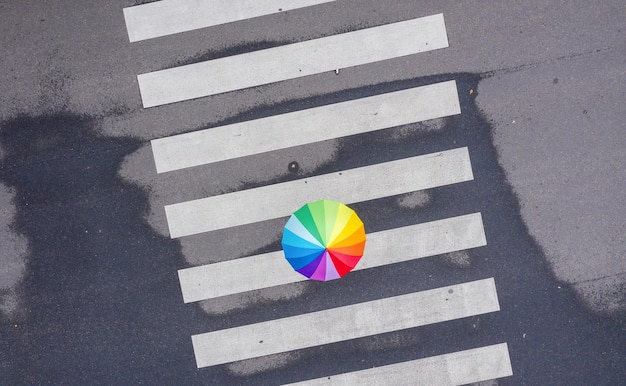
1, 0, 624, 383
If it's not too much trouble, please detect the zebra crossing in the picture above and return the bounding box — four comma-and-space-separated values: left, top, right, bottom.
165, 147, 473, 237
135, 13, 448, 107
178, 213, 486, 303
124, 0, 336, 42
150, 80, 460, 172
192, 278, 500, 367
124, 1, 513, 383
285, 343, 512, 386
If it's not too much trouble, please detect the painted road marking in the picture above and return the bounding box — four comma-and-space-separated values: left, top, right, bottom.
284, 343, 513, 385
127, 4, 512, 380
151, 80, 460, 173
165, 147, 474, 238
137, 14, 448, 107
191, 278, 500, 368
124, 0, 336, 42
178, 213, 486, 303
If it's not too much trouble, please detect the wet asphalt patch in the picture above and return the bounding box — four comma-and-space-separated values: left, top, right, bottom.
0, 73, 624, 384
0, 113, 201, 383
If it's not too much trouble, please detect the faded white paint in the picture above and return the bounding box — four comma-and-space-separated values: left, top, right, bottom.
178, 213, 486, 303
137, 14, 449, 107
191, 278, 500, 367
285, 344, 512, 385
124, 0, 336, 42
151, 80, 460, 172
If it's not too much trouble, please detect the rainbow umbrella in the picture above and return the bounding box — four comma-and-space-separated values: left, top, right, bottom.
282, 200, 366, 281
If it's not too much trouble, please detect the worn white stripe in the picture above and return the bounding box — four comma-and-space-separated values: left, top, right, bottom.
284, 343, 513, 385
178, 213, 485, 303
124, 0, 336, 42
138, 14, 449, 107
165, 147, 473, 238
151, 80, 460, 173
191, 278, 500, 368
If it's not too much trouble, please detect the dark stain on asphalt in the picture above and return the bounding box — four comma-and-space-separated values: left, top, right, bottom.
0, 113, 202, 384
0, 71, 624, 384
168, 40, 292, 70
184, 72, 626, 384
162, 21, 377, 71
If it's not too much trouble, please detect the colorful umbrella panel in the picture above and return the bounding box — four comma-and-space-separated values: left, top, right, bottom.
282, 200, 366, 281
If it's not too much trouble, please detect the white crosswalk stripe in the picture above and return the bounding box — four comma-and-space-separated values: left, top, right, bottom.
165, 147, 474, 238
283, 343, 513, 386
126, 4, 512, 382
151, 80, 460, 173
124, 0, 336, 42
191, 278, 500, 368
137, 14, 449, 107
178, 213, 486, 303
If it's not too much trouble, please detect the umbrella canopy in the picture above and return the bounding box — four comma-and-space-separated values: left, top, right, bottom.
282, 200, 366, 281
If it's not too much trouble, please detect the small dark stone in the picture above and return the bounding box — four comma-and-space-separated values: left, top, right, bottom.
288, 161, 299, 173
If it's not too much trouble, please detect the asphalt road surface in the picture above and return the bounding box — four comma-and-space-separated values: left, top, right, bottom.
1, 1, 624, 384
